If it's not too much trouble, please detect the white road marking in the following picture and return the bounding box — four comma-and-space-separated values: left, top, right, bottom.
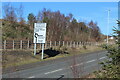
86, 59, 96, 63
77, 63, 83, 66
29, 56, 107, 76
69, 56, 107, 68
44, 68, 63, 75
28, 76, 35, 78
70, 63, 83, 68
99, 57, 106, 60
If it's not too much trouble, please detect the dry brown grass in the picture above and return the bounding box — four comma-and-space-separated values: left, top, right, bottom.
2, 45, 103, 68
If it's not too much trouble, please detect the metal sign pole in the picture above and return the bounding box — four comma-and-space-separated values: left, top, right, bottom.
34, 35, 37, 55
34, 42, 36, 55
41, 43, 44, 59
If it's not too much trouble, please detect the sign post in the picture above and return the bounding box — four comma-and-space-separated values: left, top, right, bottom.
34, 33, 38, 55
34, 23, 47, 59
41, 43, 44, 59
34, 39, 37, 55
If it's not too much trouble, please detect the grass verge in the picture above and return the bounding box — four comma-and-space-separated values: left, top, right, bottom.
2, 45, 104, 68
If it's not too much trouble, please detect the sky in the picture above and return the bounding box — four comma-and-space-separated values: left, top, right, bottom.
2, 2, 118, 35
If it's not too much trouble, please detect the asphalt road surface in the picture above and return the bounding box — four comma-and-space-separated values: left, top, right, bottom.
2, 51, 108, 78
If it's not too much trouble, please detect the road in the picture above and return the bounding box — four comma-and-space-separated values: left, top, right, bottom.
2, 51, 107, 78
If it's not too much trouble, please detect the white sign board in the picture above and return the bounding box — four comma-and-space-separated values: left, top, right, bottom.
34, 23, 47, 43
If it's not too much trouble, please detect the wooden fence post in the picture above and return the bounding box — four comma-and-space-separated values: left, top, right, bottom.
27, 40, 29, 49
4, 40, 6, 50
63, 41, 64, 46
50, 41, 52, 48
74, 42, 75, 47
59, 41, 60, 46
13, 40, 14, 50
55, 41, 56, 47
20, 40, 22, 49
70, 41, 72, 47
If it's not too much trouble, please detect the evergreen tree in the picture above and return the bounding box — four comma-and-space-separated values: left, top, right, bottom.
95, 20, 120, 78
28, 13, 36, 30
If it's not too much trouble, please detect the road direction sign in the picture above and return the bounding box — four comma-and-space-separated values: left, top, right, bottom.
34, 23, 47, 43
33, 23, 47, 59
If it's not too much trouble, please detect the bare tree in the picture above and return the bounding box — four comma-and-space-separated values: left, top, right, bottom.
17, 4, 25, 24
3, 3, 17, 22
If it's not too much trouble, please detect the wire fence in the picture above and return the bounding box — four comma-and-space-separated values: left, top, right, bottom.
1, 40, 114, 50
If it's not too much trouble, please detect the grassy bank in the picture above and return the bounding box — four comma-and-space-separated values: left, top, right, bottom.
2, 45, 104, 68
